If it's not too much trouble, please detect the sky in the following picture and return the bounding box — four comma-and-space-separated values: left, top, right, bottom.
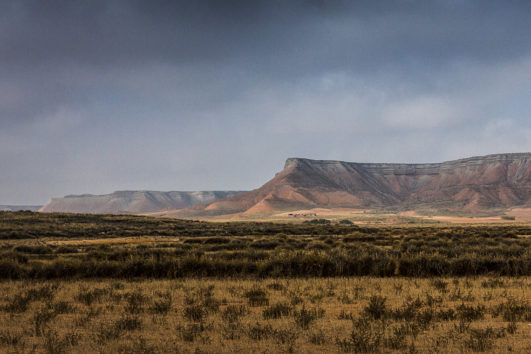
1, 0, 531, 205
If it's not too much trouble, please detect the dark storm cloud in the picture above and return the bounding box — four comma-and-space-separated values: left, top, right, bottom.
1, 0, 530, 203
4, 1, 530, 69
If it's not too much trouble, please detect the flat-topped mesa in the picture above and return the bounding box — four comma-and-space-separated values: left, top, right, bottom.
40, 190, 245, 214
284, 153, 531, 176
199, 152, 531, 216
39, 153, 531, 217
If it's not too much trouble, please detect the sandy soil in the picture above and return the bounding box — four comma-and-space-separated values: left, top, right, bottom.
274, 208, 365, 217
141, 207, 531, 225
397, 210, 531, 224
507, 207, 531, 219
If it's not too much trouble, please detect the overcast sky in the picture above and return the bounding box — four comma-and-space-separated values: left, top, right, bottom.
1, 0, 530, 204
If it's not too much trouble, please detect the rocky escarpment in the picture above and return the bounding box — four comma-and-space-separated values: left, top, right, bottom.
39, 190, 244, 214
199, 153, 531, 215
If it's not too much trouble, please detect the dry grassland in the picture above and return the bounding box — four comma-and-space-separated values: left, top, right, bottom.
1, 277, 529, 353
1, 212, 530, 353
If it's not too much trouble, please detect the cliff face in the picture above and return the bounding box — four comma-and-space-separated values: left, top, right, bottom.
202, 153, 531, 214
39, 190, 244, 214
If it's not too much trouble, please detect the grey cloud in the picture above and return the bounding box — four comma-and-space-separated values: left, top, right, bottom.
3, 1, 530, 69
1, 0, 530, 204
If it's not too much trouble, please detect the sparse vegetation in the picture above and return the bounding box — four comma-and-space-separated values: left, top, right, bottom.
0, 211, 529, 352
0, 212, 529, 279
0, 276, 528, 352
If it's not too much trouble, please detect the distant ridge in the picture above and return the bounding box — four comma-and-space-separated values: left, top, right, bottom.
39, 190, 244, 214
0, 205, 41, 212
192, 153, 531, 215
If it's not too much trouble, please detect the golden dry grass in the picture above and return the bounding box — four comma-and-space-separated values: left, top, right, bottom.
1, 277, 529, 353
144, 207, 531, 225
46, 236, 182, 247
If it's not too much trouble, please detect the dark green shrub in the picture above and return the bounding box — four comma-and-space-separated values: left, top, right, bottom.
183, 305, 206, 322
384, 324, 408, 350
430, 279, 448, 292
464, 327, 505, 351
244, 287, 269, 307
25, 284, 57, 302
247, 323, 275, 341
150, 296, 172, 315
293, 306, 324, 329
436, 308, 456, 321
306, 242, 329, 250
274, 328, 298, 345
338, 310, 354, 320
117, 337, 156, 354
55, 246, 78, 254
0, 330, 22, 346
201, 295, 220, 313
183, 238, 203, 244
178, 323, 206, 342
364, 296, 387, 320
266, 282, 285, 291
114, 314, 142, 331
0, 258, 27, 279
222, 305, 248, 323
492, 298, 530, 321
203, 237, 230, 244
50, 301, 74, 315
309, 330, 327, 345
391, 297, 423, 321
303, 219, 331, 225
14, 245, 52, 254
75, 287, 107, 306
124, 291, 147, 314
3, 295, 31, 313
336, 318, 382, 353
250, 239, 279, 250
263, 302, 291, 319
456, 303, 485, 321
43, 329, 80, 354
481, 278, 506, 288
33, 307, 57, 336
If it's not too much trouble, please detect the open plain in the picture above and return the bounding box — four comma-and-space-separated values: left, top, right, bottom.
0, 211, 530, 353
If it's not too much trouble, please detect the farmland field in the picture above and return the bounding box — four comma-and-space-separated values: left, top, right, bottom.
0, 211, 530, 353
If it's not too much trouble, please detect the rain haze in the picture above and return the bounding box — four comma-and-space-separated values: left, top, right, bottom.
1, 0, 530, 205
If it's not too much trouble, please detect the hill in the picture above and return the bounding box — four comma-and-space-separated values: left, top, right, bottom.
193, 153, 530, 216
39, 190, 244, 214
0, 205, 41, 212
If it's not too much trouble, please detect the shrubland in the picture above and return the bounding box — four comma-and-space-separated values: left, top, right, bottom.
0, 211, 529, 352
0, 278, 529, 353
0, 212, 529, 279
